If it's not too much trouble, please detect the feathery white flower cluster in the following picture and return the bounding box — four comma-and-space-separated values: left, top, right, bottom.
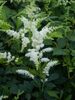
21, 36, 30, 51
25, 49, 40, 68
6, 16, 58, 79
6, 30, 20, 39
21, 17, 31, 29
43, 60, 58, 76
41, 58, 49, 62
20, 16, 58, 76
0, 52, 15, 63
21, 16, 55, 50
6, 16, 55, 52
25, 47, 58, 75
31, 26, 49, 49
6, 28, 30, 52
6, 52, 15, 63
16, 69, 34, 79
25, 47, 53, 65
42, 48, 53, 53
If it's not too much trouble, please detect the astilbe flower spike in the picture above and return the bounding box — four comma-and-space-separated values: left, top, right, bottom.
6, 16, 58, 80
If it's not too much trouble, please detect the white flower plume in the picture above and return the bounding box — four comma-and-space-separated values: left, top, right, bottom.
21, 36, 30, 51
43, 60, 58, 76
41, 58, 49, 62
42, 47, 53, 53
16, 69, 34, 79
6, 30, 20, 39
0, 52, 15, 63
25, 49, 39, 67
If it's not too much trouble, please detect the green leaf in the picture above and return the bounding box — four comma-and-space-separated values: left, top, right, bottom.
53, 48, 69, 56
67, 32, 75, 41
57, 38, 67, 48
71, 50, 75, 56
49, 31, 63, 38
49, 73, 59, 81
0, 20, 11, 30
65, 95, 72, 100
71, 82, 75, 88
48, 90, 59, 99
3, 6, 17, 19
10, 84, 19, 94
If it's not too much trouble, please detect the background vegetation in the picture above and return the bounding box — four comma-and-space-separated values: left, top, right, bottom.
0, 0, 75, 100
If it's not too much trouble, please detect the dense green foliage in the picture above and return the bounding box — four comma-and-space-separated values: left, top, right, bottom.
0, 0, 75, 100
